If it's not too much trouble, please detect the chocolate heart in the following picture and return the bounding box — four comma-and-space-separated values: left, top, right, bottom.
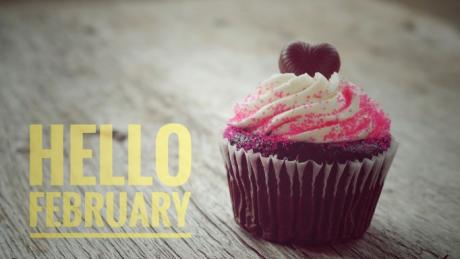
279, 41, 340, 78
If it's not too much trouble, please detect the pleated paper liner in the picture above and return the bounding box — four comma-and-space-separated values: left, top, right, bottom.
220, 139, 398, 245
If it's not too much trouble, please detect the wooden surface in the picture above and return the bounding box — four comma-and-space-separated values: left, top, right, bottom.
1, 0, 460, 258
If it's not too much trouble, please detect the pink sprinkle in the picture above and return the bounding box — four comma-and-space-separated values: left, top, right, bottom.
228, 81, 390, 142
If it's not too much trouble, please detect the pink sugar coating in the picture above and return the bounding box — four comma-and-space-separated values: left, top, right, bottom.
229, 81, 391, 142
274, 91, 286, 98
224, 125, 288, 152
230, 103, 249, 123
223, 125, 392, 161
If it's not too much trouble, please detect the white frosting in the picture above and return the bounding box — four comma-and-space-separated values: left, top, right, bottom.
230, 72, 365, 142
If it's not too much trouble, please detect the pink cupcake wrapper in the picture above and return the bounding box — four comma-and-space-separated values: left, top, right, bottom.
220, 139, 398, 244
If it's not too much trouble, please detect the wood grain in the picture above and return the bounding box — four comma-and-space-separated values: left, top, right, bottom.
1, 0, 459, 258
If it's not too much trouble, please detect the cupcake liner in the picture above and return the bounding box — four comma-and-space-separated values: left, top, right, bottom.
220, 139, 398, 245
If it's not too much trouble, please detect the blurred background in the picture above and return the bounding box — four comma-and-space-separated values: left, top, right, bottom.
1, 0, 459, 258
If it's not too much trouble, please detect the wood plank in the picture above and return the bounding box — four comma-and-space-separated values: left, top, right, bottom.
0, 0, 459, 258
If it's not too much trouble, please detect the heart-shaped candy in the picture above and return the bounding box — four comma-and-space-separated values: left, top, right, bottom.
278, 41, 340, 78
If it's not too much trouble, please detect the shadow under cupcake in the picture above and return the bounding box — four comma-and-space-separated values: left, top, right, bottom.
220, 42, 398, 245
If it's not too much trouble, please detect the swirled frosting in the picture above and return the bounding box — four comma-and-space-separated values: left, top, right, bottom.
228, 72, 390, 143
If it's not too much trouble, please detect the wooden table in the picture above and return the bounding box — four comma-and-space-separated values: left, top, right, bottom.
1, 1, 459, 258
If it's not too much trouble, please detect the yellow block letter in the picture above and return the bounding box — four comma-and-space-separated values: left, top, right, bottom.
29, 192, 44, 227
63, 192, 82, 227
106, 192, 127, 228
151, 192, 171, 227
71, 124, 96, 185
129, 192, 149, 227
29, 124, 63, 185
45, 192, 61, 227
173, 192, 191, 228
128, 124, 152, 185
85, 192, 104, 227
100, 125, 124, 186
156, 124, 191, 187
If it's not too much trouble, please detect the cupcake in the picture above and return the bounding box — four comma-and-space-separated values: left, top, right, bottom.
220, 42, 398, 245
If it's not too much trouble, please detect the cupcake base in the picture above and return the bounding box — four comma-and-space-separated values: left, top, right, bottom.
220, 139, 398, 245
